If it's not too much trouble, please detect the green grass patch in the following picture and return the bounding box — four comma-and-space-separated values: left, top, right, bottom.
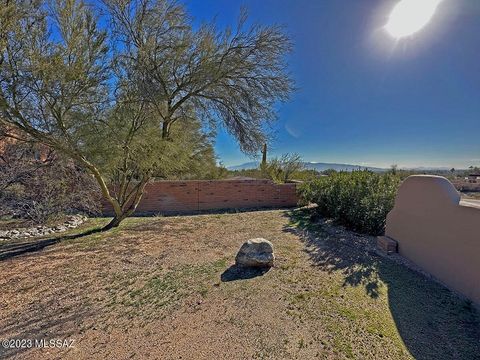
106, 258, 228, 318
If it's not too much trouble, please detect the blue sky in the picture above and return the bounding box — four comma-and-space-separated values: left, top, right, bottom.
185, 0, 480, 169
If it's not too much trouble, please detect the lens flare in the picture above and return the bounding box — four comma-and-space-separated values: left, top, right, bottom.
385, 0, 443, 38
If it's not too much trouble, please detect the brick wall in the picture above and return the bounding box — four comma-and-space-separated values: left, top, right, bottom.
102, 179, 298, 215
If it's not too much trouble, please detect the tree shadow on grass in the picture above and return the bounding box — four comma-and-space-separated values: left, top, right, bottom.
0, 305, 94, 360
0, 227, 104, 261
285, 207, 480, 360
284, 208, 382, 298
221, 264, 271, 282
0, 225, 111, 358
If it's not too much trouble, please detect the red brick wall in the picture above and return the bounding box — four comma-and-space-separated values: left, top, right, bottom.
102, 179, 298, 215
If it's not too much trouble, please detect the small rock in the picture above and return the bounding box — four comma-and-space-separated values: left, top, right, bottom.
235, 238, 275, 268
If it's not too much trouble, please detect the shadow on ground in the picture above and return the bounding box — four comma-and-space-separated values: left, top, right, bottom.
221, 264, 271, 282
285, 207, 480, 360
0, 304, 94, 359
0, 227, 103, 261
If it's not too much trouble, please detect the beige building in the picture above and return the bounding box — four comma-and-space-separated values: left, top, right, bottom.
385, 175, 480, 305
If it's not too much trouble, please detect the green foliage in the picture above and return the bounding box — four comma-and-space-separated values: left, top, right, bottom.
298, 171, 401, 235
322, 169, 338, 176
0, 0, 294, 226
153, 118, 221, 180
286, 169, 321, 182
265, 153, 304, 183
227, 153, 311, 183
227, 168, 265, 179
82, 106, 221, 181
227, 167, 320, 182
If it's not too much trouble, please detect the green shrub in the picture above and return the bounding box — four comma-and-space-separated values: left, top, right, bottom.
298, 171, 401, 235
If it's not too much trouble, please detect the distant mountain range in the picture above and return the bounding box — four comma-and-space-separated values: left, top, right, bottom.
227, 161, 387, 172
304, 162, 387, 172
227, 162, 459, 172
227, 161, 260, 170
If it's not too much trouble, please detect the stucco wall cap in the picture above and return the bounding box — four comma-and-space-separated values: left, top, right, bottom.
394, 175, 460, 211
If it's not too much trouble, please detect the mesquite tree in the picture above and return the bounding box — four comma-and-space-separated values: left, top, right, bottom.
0, 0, 294, 229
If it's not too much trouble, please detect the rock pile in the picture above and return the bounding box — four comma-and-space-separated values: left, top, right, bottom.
0, 215, 87, 241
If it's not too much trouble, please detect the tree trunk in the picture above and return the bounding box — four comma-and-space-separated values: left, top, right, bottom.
103, 214, 126, 230
101, 178, 149, 231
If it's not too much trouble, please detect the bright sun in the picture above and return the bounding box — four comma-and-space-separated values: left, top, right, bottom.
385, 0, 443, 39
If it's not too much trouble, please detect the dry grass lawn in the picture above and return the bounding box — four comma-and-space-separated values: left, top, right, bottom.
0, 209, 479, 359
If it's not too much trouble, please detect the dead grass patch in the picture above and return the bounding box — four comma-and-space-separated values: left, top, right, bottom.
0, 210, 478, 359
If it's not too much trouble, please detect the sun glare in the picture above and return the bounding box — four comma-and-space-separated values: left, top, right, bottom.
385, 0, 443, 39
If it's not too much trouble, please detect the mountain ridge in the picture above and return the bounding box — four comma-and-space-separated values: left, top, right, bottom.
227, 162, 462, 172
227, 161, 387, 172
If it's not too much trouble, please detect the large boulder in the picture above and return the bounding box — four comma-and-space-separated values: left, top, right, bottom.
235, 238, 275, 268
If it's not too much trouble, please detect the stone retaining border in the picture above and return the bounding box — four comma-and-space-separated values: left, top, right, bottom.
0, 215, 88, 241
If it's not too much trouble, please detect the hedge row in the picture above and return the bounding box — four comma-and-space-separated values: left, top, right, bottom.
298, 171, 401, 235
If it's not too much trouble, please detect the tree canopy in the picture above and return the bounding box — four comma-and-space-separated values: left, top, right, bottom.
0, 0, 294, 228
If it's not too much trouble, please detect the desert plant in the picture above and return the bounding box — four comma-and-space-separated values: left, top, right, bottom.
0, 139, 100, 223
298, 170, 401, 235
0, 0, 294, 229
265, 153, 304, 183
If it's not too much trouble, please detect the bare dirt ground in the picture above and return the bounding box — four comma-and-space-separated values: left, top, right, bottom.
1, 209, 479, 360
